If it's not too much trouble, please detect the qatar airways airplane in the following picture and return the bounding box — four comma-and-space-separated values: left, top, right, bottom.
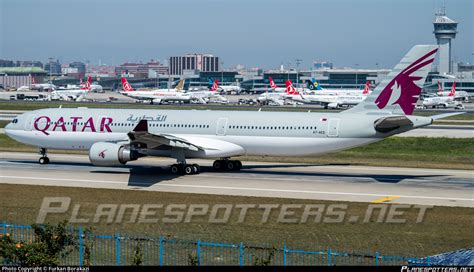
5, 45, 462, 175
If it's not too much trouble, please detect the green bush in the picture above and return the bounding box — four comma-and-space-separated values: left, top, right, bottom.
0, 221, 77, 266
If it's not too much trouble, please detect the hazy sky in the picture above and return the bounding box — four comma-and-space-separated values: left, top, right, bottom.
1, 0, 472, 69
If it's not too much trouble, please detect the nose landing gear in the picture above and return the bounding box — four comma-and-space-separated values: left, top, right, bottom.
38, 148, 50, 164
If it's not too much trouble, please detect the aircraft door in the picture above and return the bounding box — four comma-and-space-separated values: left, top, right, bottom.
25, 115, 36, 131
216, 118, 228, 136
327, 118, 340, 137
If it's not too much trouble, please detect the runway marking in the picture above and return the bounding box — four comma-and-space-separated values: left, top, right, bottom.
371, 196, 401, 203
0, 175, 473, 203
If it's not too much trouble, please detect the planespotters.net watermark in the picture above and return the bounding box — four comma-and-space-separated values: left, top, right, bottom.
36, 197, 433, 224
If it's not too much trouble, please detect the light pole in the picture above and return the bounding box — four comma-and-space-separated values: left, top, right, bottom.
354, 63, 359, 89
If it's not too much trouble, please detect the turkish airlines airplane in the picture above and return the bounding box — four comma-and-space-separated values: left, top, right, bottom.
186, 80, 228, 104
120, 78, 191, 104
6, 45, 462, 175
268, 77, 287, 92
423, 81, 463, 109
435, 80, 469, 101
286, 80, 371, 108
17, 77, 56, 91
50, 76, 92, 101
307, 79, 372, 96
210, 79, 242, 94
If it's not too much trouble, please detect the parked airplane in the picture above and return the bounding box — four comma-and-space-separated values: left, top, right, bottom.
6, 45, 462, 176
256, 77, 290, 104
18, 77, 56, 91
120, 77, 191, 104
307, 78, 372, 96
50, 76, 92, 101
210, 79, 242, 94
186, 80, 228, 104
269, 77, 287, 92
436, 80, 469, 101
286, 80, 371, 108
423, 81, 463, 109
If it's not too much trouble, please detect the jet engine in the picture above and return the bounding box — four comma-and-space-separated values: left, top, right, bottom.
327, 103, 339, 109
89, 142, 139, 166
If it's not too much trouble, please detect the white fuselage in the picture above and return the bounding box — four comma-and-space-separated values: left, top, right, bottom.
121, 90, 191, 102
5, 108, 417, 159
422, 96, 456, 107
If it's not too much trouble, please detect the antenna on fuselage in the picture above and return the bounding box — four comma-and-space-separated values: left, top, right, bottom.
59, 105, 62, 108
258, 108, 262, 112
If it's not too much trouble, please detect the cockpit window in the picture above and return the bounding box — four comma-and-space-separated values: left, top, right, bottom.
12, 119, 18, 124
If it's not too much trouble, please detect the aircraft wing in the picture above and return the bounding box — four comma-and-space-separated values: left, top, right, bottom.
128, 120, 209, 151
127, 120, 245, 157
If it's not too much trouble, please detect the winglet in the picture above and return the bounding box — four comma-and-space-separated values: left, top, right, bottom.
133, 119, 148, 132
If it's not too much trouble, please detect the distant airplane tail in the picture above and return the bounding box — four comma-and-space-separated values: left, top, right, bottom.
121, 77, 135, 92
285, 80, 299, 95
210, 80, 219, 92
81, 76, 92, 91
269, 77, 277, 89
448, 81, 456, 97
309, 78, 323, 90
346, 45, 438, 115
175, 79, 185, 92
436, 80, 442, 95
362, 81, 371, 95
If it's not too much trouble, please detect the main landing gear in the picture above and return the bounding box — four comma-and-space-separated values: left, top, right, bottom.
38, 148, 50, 165
212, 159, 242, 172
170, 163, 201, 175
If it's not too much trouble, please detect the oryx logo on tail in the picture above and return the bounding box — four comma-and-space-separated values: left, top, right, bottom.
374, 48, 437, 115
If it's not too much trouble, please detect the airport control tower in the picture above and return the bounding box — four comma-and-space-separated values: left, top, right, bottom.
433, 9, 458, 74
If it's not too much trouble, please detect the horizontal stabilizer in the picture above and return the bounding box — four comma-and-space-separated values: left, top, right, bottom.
430, 112, 466, 120
374, 116, 413, 133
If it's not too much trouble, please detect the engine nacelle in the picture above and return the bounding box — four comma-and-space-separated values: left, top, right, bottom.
89, 142, 138, 166
152, 99, 162, 104
328, 102, 339, 109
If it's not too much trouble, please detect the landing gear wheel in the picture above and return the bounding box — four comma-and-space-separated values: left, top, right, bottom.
226, 160, 235, 171
39, 157, 49, 165
184, 165, 194, 175
192, 164, 200, 174
235, 160, 242, 170
213, 160, 222, 170
170, 164, 180, 174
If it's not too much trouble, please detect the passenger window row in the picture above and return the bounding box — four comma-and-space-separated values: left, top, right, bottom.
229, 125, 315, 130
150, 123, 210, 128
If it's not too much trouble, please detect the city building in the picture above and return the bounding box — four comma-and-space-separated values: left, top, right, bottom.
0, 67, 47, 89
44, 59, 62, 76
313, 61, 333, 70
169, 54, 219, 75
115, 60, 168, 78
16, 61, 43, 68
69, 62, 86, 78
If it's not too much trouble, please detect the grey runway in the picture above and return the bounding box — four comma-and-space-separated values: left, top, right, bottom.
0, 152, 472, 207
